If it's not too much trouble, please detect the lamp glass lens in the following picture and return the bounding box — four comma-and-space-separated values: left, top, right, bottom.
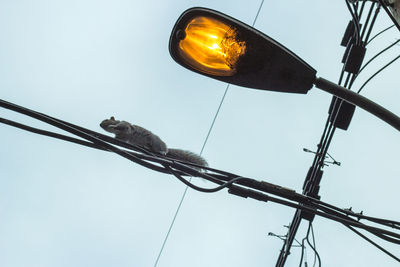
178, 16, 246, 76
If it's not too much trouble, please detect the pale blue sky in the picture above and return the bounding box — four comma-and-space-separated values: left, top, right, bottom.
1, 1, 399, 266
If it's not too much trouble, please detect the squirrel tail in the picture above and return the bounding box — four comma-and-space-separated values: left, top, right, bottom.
167, 148, 208, 169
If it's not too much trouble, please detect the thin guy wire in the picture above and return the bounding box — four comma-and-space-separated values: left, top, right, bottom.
153, 1, 265, 266
153, 84, 230, 267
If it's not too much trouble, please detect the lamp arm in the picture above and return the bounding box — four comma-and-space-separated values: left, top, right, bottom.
314, 77, 400, 131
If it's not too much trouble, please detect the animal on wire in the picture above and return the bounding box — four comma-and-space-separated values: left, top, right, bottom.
100, 116, 208, 169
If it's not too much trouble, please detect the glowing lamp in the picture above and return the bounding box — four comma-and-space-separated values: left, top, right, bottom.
169, 7, 317, 94
177, 16, 246, 76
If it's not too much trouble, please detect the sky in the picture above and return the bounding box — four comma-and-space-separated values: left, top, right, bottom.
1, 0, 399, 266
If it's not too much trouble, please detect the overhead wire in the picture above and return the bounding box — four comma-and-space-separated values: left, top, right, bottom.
283, 1, 400, 264
358, 38, 400, 75
346, 225, 400, 262
346, 0, 362, 44
367, 25, 394, 45
307, 223, 321, 267
2, 108, 400, 250
363, 3, 381, 44
314, 0, 378, 177
357, 53, 400, 93
3, 104, 400, 242
298, 224, 311, 267
304, 0, 367, 194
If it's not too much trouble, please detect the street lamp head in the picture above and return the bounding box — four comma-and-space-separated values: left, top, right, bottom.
169, 7, 317, 94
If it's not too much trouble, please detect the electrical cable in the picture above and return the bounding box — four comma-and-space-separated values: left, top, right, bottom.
163, 166, 245, 193
306, 223, 321, 267
3, 99, 400, 255
358, 38, 400, 75
306, 0, 378, 197
363, 3, 381, 44
310, 224, 319, 267
346, 225, 400, 262
0, 100, 169, 173
346, 0, 362, 44
4, 112, 400, 240
0, 117, 216, 177
291, 0, 368, 209
357, 53, 400, 93
357, 0, 367, 22
361, 2, 379, 44
298, 225, 311, 267
367, 25, 394, 45
4, 116, 400, 244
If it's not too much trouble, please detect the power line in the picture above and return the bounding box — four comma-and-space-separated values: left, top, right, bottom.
358, 53, 400, 93
358, 39, 400, 75
367, 25, 394, 45
153, 1, 265, 265
309, 224, 320, 267
276, 1, 383, 265
2, 105, 400, 253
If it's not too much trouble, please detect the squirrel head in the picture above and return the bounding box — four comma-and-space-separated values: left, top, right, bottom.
100, 117, 132, 136
100, 116, 119, 131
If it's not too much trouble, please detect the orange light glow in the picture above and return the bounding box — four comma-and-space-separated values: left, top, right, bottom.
178, 16, 246, 76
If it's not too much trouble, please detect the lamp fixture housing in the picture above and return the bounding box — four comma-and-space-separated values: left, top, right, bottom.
169, 7, 317, 94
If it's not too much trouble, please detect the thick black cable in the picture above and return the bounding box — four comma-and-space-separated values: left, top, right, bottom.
280, 3, 393, 265
312, 200, 400, 244
311, 198, 400, 230
4, 114, 400, 235
360, 1, 376, 42
3, 118, 400, 243
346, 225, 400, 262
346, 0, 362, 44
0, 117, 101, 150
164, 166, 244, 193
357, 53, 400, 93
357, 0, 367, 22
312, 70, 352, 178
250, 191, 400, 242
3, 101, 400, 245
305, 64, 348, 192
363, 3, 381, 44
0, 100, 173, 173
0, 117, 216, 177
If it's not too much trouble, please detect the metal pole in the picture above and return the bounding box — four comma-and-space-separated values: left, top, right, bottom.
314, 77, 400, 131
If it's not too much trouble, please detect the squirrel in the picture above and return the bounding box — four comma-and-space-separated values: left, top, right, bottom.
100, 116, 208, 168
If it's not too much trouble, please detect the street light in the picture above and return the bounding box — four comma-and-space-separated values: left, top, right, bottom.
169, 7, 400, 131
